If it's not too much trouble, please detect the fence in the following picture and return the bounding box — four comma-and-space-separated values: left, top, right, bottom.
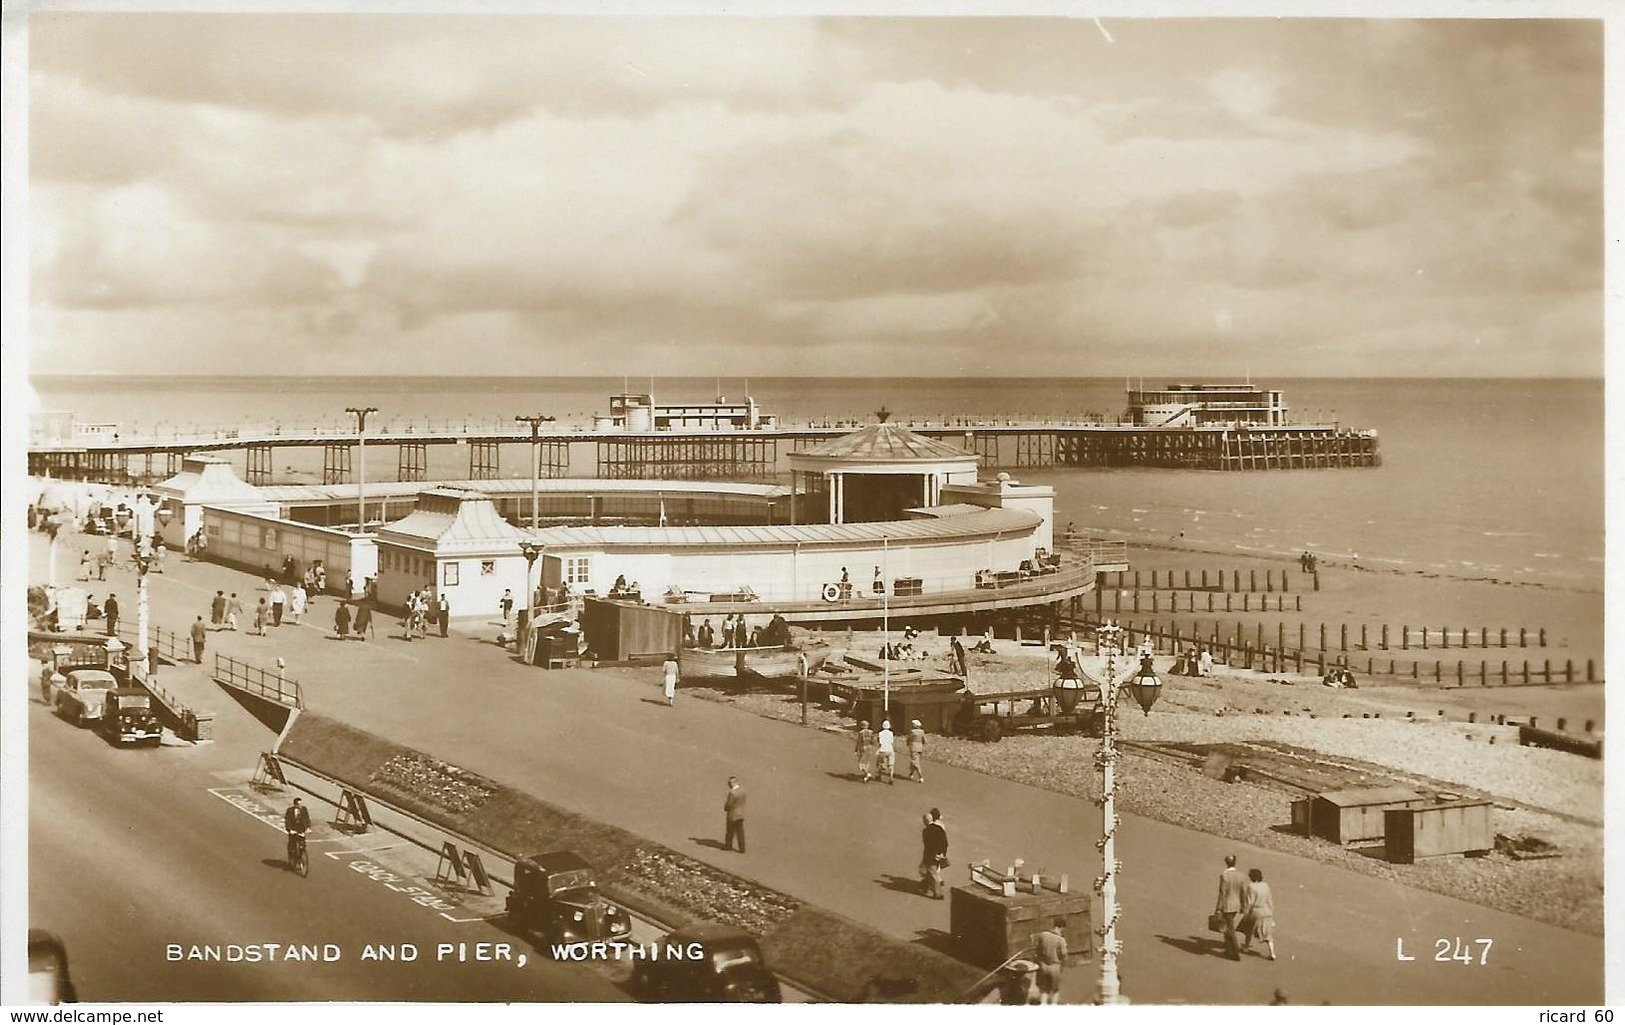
214, 653, 303, 708
1069, 612, 1598, 688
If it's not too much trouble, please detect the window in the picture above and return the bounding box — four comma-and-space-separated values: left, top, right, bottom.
443, 562, 459, 587
565, 557, 591, 585
480, 560, 496, 576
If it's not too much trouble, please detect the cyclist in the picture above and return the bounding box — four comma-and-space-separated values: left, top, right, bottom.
284, 797, 311, 868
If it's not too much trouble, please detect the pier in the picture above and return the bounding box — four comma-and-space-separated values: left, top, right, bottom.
28, 417, 1379, 485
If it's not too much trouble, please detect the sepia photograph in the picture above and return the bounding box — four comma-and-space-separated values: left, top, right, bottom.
3, 2, 1614, 1013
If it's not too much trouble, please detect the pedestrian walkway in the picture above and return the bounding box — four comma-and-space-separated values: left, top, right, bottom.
27, 529, 1604, 1005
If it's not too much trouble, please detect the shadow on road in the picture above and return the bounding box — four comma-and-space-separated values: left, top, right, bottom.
638, 698, 670, 708
261, 857, 293, 872
1155, 933, 1223, 959
824, 771, 868, 783
876, 873, 928, 897
689, 836, 729, 851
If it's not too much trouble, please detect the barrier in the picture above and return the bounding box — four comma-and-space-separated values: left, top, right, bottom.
253, 751, 288, 790
337, 789, 373, 834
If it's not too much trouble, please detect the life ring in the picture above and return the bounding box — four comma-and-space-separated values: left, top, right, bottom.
821, 583, 841, 603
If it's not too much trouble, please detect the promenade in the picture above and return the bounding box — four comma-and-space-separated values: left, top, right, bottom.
29, 528, 1605, 1005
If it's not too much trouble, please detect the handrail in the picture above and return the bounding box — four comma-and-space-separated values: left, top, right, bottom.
213, 653, 303, 708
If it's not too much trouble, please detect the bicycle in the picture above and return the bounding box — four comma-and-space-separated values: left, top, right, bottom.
287, 831, 309, 877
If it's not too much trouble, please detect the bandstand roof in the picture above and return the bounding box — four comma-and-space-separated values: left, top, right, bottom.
792, 422, 974, 464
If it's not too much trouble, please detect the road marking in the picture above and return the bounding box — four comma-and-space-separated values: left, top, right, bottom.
323, 842, 407, 857
440, 912, 502, 923
208, 787, 286, 832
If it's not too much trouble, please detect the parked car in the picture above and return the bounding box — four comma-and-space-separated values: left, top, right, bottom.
50, 669, 117, 727
631, 922, 782, 1003
99, 689, 163, 746
27, 930, 77, 1005
506, 851, 632, 947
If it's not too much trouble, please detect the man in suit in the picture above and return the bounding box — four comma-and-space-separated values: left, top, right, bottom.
1215, 854, 1246, 960
723, 777, 746, 853
920, 809, 948, 899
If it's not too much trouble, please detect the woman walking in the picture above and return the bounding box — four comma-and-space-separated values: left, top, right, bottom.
291, 583, 307, 625
1240, 867, 1277, 960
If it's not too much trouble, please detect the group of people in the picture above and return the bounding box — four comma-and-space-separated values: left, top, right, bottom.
1298, 551, 1319, 574
1214, 854, 1278, 961
853, 718, 927, 785
691, 613, 790, 650
332, 599, 375, 641
400, 588, 450, 641
1172, 645, 1215, 677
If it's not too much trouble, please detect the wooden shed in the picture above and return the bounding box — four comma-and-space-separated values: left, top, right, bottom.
1383, 800, 1495, 863
579, 598, 684, 662
950, 884, 1091, 969
1310, 787, 1426, 844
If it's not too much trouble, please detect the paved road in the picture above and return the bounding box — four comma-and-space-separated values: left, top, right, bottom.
27, 694, 625, 1003
28, 529, 1607, 1004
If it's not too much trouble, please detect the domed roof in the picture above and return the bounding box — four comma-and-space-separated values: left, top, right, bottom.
795, 422, 973, 463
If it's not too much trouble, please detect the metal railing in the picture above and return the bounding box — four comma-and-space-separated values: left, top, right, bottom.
214, 653, 303, 708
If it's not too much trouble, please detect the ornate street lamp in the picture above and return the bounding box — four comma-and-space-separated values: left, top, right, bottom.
519, 541, 544, 649
131, 504, 171, 684
1091, 621, 1163, 1004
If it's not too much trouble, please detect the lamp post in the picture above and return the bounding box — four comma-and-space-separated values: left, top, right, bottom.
514, 415, 555, 530
1091, 622, 1163, 1004
519, 541, 543, 651
131, 504, 170, 683
881, 534, 890, 714
345, 407, 378, 531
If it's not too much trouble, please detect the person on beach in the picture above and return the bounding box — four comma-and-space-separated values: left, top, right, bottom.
1198, 647, 1214, 677
270, 585, 286, 627
698, 618, 715, 648
1240, 868, 1277, 961
876, 720, 896, 784
499, 588, 514, 623
919, 809, 948, 899
253, 598, 269, 636
211, 590, 227, 629
1034, 919, 1069, 1004
907, 720, 927, 783
856, 720, 877, 782
191, 616, 208, 663
438, 594, 451, 638
662, 656, 679, 706
290, 583, 307, 625
334, 601, 352, 640
723, 776, 747, 853
79, 550, 94, 582
226, 592, 243, 631
1215, 854, 1246, 961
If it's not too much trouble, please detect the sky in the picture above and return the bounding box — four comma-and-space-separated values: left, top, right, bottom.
23, 13, 1604, 378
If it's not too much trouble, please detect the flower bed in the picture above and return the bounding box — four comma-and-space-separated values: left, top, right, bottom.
371, 753, 494, 815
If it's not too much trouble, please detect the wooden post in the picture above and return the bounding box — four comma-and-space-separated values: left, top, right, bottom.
1455, 661, 1463, 686
1421, 627, 1428, 651
1207, 593, 1214, 613
1557, 717, 1567, 731
1184, 570, 1191, 589
1360, 624, 1367, 650
1519, 627, 1526, 647
1499, 627, 1506, 648
1340, 624, 1348, 651
1152, 592, 1159, 613
1133, 591, 1140, 612
1295, 596, 1301, 612
1411, 661, 1418, 680
1586, 659, 1594, 682
1115, 590, 1122, 612
1225, 593, 1232, 613
1380, 624, 1389, 650
1316, 652, 1325, 675
1294, 650, 1302, 672
1250, 570, 1257, 593
1539, 628, 1546, 647
1134, 571, 1141, 589
1282, 572, 1288, 594
1265, 570, 1273, 593
1256, 623, 1264, 650
1501, 661, 1508, 686
1298, 624, 1305, 651
1277, 623, 1285, 653
1480, 627, 1488, 648
1565, 659, 1573, 683
1188, 593, 1196, 613
1232, 570, 1240, 593
1318, 623, 1326, 650
1434, 661, 1441, 682
1480, 661, 1487, 686
1312, 570, 1320, 591
1543, 659, 1551, 684
1522, 660, 1530, 685
1243, 593, 1250, 612
1402, 625, 1409, 650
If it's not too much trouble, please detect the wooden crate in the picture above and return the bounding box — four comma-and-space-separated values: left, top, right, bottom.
949, 884, 1092, 969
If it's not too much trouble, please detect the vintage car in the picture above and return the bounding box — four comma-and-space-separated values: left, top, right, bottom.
99, 689, 163, 746
50, 669, 117, 727
506, 851, 632, 947
631, 922, 782, 1003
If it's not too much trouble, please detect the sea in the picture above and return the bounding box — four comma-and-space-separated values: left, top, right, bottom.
27, 375, 1604, 594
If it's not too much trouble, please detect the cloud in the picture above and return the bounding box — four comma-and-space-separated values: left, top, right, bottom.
23, 15, 1603, 378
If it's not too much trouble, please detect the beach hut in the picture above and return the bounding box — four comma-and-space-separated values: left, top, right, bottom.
373, 487, 527, 617
150, 456, 280, 550
1309, 787, 1427, 844
1383, 800, 1495, 862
